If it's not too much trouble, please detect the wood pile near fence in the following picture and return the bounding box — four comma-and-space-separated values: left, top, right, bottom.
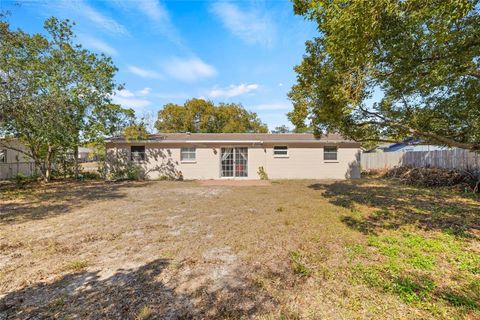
361, 149, 480, 171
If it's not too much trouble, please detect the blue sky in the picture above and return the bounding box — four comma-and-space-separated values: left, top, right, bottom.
3, 0, 317, 131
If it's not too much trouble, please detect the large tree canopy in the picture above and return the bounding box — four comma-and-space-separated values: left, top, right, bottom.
289, 0, 480, 150
155, 98, 268, 133
0, 17, 133, 181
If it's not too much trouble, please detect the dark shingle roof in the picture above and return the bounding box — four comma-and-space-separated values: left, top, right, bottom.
108, 132, 357, 144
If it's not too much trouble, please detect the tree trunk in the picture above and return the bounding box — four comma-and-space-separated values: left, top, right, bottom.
74, 145, 79, 179
44, 164, 51, 182
43, 145, 53, 183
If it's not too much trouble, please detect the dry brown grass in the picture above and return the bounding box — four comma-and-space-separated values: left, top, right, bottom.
0, 178, 478, 319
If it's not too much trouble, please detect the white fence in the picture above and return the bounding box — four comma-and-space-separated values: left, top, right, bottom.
0, 162, 37, 180
362, 149, 480, 171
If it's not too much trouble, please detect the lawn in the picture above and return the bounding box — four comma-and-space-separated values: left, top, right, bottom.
0, 178, 479, 319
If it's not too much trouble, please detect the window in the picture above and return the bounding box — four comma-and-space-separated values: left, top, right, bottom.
324, 146, 338, 161
0, 149, 6, 163
181, 147, 196, 162
273, 146, 288, 157
130, 146, 145, 161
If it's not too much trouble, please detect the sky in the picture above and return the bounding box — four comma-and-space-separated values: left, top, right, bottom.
2, 0, 318, 131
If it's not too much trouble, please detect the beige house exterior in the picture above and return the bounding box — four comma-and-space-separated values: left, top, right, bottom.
105, 133, 361, 180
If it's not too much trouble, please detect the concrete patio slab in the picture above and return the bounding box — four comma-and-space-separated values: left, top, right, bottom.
198, 180, 271, 186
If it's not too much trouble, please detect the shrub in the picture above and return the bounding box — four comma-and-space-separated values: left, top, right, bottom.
126, 164, 142, 180
13, 173, 27, 187
81, 171, 101, 180
107, 159, 145, 181
135, 306, 154, 320
257, 166, 269, 180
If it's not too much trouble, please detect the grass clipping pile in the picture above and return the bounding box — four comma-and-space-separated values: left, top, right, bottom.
381, 166, 480, 191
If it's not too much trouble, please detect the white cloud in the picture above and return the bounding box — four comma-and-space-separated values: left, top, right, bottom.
208, 83, 259, 98
117, 89, 135, 98
151, 92, 190, 99
112, 89, 152, 112
80, 2, 128, 35
113, 96, 152, 110
79, 35, 117, 56
210, 2, 275, 47
137, 0, 169, 21
136, 87, 152, 96
47, 0, 128, 36
128, 66, 163, 79
254, 102, 291, 111
278, 83, 283, 87
110, 0, 182, 45
163, 57, 217, 82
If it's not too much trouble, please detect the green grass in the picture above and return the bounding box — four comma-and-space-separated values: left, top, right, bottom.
289, 250, 312, 277
63, 259, 88, 272
453, 251, 480, 274
347, 228, 480, 316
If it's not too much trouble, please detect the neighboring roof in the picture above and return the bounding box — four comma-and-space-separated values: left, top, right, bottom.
107, 132, 358, 144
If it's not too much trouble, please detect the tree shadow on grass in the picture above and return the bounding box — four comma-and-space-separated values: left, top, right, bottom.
0, 180, 152, 225
308, 179, 480, 237
0, 259, 275, 319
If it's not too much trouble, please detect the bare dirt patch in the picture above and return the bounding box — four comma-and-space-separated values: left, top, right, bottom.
0, 179, 478, 319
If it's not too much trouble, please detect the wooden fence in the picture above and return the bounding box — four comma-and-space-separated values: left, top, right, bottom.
0, 162, 37, 180
361, 149, 480, 171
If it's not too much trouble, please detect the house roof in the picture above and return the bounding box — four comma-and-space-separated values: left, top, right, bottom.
107, 132, 358, 144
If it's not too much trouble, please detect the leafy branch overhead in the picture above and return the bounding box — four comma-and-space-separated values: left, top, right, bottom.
289, 0, 480, 150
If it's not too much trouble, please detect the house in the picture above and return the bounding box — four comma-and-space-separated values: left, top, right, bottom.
0, 139, 36, 179
105, 133, 361, 180
365, 138, 452, 153
78, 147, 98, 162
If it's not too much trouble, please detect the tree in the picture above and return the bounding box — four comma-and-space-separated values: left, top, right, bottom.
155, 98, 268, 133
271, 125, 291, 134
124, 122, 150, 141
289, 0, 480, 150
0, 17, 133, 181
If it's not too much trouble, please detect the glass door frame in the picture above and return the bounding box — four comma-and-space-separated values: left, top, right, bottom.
220, 147, 248, 178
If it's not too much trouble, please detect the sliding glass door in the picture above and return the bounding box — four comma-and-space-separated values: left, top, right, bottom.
220, 147, 248, 177
221, 148, 234, 177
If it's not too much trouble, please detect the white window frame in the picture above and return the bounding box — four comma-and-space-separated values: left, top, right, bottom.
273, 146, 289, 158
180, 147, 196, 163
324, 146, 338, 161
0, 149, 6, 163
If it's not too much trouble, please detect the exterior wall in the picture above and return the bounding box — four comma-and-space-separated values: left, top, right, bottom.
0, 140, 33, 163
106, 142, 361, 180
0, 140, 36, 180
264, 147, 360, 179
